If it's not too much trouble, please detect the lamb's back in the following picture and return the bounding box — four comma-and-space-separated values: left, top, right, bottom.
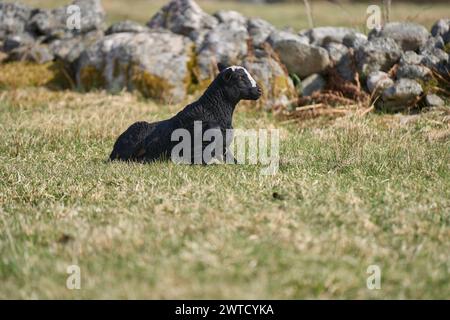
109, 121, 161, 161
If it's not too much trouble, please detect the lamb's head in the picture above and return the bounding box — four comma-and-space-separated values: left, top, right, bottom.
217, 63, 262, 102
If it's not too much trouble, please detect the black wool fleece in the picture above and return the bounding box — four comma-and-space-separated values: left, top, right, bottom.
109, 63, 262, 164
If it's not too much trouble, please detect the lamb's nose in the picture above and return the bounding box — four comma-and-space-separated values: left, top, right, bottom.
257, 86, 262, 94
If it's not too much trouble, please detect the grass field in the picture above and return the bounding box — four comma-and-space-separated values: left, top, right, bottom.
20, 0, 450, 31
0, 86, 449, 299
1, 0, 450, 299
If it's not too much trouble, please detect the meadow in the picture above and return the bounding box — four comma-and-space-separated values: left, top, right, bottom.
21, 0, 450, 30
0, 0, 449, 299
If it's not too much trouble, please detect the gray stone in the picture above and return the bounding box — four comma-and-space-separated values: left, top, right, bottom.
272, 39, 330, 78
400, 51, 423, 66
42, 30, 103, 65
197, 21, 249, 81
74, 0, 105, 34
420, 48, 449, 75
325, 42, 348, 63
76, 31, 194, 103
366, 71, 394, 94
27, 0, 105, 39
8, 44, 54, 64
0, 2, 32, 40
301, 73, 326, 96
424, 94, 444, 107
247, 18, 275, 47
343, 33, 368, 49
49, 30, 103, 64
431, 19, 450, 38
444, 31, 450, 45
106, 20, 149, 35
355, 37, 402, 77
301, 26, 367, 46
31, 45, 55, 63
147, 0, 218, 45
324, 42, 355, 81
379, 79, 423, 111
243, 48, 297, 110
336, 56, 356, 82
397, 64, 431, 80
370, 22, 429, 51
50, 37, 85, 64
420, 36, 444, 51
3, 32, 35, 52
268, 30, 309, 46
214, 10, 247, 25
421, 48, 448, 64
27, 9, 64, 38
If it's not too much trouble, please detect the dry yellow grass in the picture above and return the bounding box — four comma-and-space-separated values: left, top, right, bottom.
0, 62, 70, 89
0, 85, 449, 299
1, 1, 449, 300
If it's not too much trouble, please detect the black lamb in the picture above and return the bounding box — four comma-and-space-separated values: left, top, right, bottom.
109, 63, 262, 164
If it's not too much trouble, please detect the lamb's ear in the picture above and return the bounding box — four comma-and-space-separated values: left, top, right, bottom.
217, 62, 229, 72
221, 68, 234, 82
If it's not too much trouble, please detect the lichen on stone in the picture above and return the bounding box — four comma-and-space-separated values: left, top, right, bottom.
418, 77, 439, 95
130, 66, 173, 102
79, 65, 106, 90
444, 43, 450, 54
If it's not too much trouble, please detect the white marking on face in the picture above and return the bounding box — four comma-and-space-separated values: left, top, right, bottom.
228, 66, 257, 87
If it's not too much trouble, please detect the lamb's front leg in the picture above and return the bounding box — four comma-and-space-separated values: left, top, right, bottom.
223, 148, 237, 164
203, 127, 236, 164
196, 123, 238, 165
222, 128, 237, 164
212, 128, 237, 164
